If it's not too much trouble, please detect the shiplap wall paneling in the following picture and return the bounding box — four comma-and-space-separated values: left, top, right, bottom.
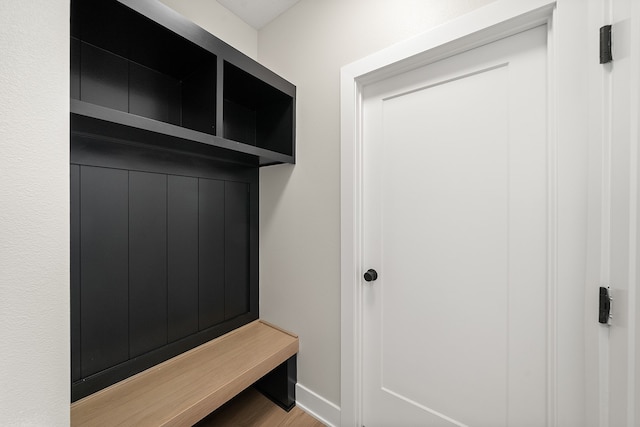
70, 133, 259, 400
167, 175, 199, 342
198, 178, 226, 329
129, 171, 168, 357
70, 165, 81, 383
225, 181, 250, 319
79, 166, 129, 378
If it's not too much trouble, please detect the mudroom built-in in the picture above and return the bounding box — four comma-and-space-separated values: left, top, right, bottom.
69, 0, 297, 421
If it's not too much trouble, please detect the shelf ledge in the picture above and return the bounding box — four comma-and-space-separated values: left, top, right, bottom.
71, 99, 295, 166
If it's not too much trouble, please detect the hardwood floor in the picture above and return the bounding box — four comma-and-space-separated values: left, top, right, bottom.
196, 388, 326, 427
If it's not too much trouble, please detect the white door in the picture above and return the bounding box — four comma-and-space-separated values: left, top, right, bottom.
362, 25, 555, 426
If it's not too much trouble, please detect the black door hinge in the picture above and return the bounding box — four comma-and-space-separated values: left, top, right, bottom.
600, 25, 613, 64
599, 286, 612, 324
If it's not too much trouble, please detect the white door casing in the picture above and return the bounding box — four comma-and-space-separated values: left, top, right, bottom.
341, 1, 592, 426
361, 25, 548, 427
585, 0, 640, 426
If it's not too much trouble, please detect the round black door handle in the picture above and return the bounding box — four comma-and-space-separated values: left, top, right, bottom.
364, 269, 378, 282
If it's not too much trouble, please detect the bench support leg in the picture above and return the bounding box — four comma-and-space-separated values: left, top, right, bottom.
254, 355, 297, 412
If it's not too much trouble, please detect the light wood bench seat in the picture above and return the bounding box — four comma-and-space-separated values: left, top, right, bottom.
70, 320, 299, 427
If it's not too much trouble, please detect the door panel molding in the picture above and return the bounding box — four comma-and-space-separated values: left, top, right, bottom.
340, 0, 591, 425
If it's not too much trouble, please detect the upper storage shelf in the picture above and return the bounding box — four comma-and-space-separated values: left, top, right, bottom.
71, 0, 295, 166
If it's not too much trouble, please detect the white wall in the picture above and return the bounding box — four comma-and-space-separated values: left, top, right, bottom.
159, 0, 258, 59
0, 1, 70, 425
257, 0, 497, 413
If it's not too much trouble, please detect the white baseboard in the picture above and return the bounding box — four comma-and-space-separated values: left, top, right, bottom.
296, 383, 341, 427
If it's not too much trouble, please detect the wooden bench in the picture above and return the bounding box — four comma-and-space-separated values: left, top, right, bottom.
70, 320, 299, 426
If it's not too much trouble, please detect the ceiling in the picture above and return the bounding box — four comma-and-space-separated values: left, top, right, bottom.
216, 0, 302, 30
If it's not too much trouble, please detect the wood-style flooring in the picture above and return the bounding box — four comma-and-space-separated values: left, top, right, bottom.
196, 388, 326, 427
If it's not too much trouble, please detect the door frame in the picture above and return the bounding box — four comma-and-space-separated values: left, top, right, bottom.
340, 1, 592, 425
586, 0, 640, 426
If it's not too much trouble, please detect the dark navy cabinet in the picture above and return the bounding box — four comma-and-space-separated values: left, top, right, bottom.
70, 0, 295, 401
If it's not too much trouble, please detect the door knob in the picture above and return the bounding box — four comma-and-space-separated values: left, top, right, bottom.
364, 269, 378, 282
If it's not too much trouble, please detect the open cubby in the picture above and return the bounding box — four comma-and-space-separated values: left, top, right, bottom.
71, 0, 217, 135
223, 62, 294, 156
